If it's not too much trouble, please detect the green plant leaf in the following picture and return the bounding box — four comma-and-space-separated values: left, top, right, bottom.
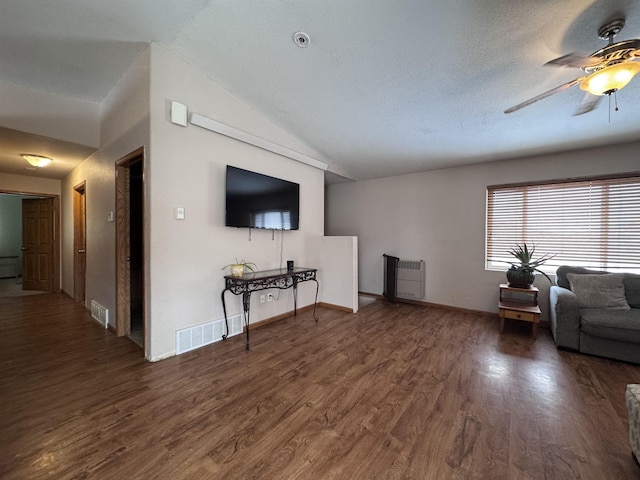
504, 243, 556, 284
221, 259, 258, 271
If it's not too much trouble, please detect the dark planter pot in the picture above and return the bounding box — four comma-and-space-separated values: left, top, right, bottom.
506, 269, 535, 288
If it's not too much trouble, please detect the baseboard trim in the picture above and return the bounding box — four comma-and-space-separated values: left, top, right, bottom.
247, 310, 300, 331
247, 302, 354, 331
246, 295, 508, 331
358, 291, 495, 318
318, 302, 353, 313
359, 292, 384, 300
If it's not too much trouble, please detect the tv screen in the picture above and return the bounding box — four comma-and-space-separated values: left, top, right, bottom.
225, 165, 300, 230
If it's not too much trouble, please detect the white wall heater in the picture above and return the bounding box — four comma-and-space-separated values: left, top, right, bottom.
396, 260, 425, 300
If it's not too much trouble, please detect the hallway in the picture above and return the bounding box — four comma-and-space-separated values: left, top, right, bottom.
0, 277, 47, 297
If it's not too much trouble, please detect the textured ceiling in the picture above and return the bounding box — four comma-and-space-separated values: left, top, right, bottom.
2, 0, 640, 181
0, 127, 96, 180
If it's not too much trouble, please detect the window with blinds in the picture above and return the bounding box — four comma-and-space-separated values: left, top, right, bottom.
486, 174, 640, 273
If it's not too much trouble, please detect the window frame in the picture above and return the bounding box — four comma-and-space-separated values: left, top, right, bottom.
486, 171, 640, 275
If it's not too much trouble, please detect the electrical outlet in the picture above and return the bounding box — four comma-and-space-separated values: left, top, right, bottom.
260, 295, 266, 304
267, 293, 274, 302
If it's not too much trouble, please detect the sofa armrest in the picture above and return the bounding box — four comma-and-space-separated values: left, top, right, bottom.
549, 286, 581, 350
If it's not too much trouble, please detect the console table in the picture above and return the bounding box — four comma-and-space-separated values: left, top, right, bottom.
221, 267, 319, 350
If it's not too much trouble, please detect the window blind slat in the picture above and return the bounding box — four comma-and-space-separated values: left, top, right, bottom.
487, 175, 640, 271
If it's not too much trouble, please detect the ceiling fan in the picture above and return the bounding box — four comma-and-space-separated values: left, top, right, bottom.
505, 18, 640, 115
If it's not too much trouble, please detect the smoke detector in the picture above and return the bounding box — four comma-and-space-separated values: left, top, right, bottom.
293, 32, 310, 48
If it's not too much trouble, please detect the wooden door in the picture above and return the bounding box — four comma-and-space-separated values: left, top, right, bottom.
73, 182, 86, 303
22, 198, 54, 291
116, 147, 144, 340
116, 163, 131, 336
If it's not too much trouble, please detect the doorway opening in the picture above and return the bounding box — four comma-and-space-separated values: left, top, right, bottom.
115, 148, 145, 351
0, 191, 60, 297
73, 182, 86, 304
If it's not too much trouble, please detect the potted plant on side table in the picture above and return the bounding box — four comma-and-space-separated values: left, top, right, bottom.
506, 243, 556, 288
222, 258, 258, 278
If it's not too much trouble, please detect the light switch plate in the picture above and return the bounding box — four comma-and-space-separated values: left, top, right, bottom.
175, 207, 185, 220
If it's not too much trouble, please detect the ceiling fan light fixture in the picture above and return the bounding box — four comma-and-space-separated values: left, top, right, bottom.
580, 62, 640, 95
21, 154, 53, 168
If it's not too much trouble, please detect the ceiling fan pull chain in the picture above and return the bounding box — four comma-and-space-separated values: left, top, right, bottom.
615, 91, 619, 112
608, 94, 611, 123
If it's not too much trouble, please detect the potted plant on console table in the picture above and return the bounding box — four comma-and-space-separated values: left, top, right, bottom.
506, 243, 556, 288
222, 258, 258, 278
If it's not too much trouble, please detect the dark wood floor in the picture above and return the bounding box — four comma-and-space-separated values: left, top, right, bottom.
2, 293, 640, 479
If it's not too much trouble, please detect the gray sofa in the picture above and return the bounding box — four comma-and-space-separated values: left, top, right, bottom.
549, 266, 640, 364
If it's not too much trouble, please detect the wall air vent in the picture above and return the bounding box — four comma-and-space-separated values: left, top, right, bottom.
90, 300, 109, 329
175, 315, 242, 355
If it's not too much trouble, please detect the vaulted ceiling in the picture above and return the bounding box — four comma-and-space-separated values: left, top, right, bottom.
2, 0, 640, 181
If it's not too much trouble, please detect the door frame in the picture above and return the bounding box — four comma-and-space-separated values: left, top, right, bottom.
0, 189, 60, 293
73, 181, 86, 303
115, 147, 146, 343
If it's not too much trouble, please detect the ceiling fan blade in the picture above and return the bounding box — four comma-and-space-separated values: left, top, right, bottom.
504, 77, 584, 114
544, 52, 603, 69
573, 93, 602, 116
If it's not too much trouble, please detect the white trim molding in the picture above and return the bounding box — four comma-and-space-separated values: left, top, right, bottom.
190, 112, 328, 171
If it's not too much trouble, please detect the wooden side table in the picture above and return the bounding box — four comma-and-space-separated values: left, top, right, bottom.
498, 283, 541, 338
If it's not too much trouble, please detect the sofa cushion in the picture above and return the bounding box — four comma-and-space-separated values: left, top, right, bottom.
567, 273, 630, 310
556, 265, 609, 290
624, 273, 640, 308
580, 309, 640, 343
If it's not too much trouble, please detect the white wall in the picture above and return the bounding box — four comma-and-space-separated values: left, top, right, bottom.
326, 140, 640, 321
0, 195, 22, 277
146, 44, 327, 360
0, 82, 100, 148
0, 173, 61, 196
319, 236, 358, 312
61, 46, 151, 315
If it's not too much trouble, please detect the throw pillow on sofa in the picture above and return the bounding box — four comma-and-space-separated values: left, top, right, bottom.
556, 265, 608, 289
624, 274, 640, 308
566, 273, 631, 310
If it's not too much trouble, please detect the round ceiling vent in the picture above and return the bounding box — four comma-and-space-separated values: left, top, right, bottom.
293, 32, 310, 48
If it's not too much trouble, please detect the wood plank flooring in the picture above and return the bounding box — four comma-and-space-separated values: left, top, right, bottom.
2, 293, 640, 479
0, 277, 47, 297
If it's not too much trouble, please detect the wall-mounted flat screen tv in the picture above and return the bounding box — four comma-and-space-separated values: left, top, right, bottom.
225, 165, 300, 230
